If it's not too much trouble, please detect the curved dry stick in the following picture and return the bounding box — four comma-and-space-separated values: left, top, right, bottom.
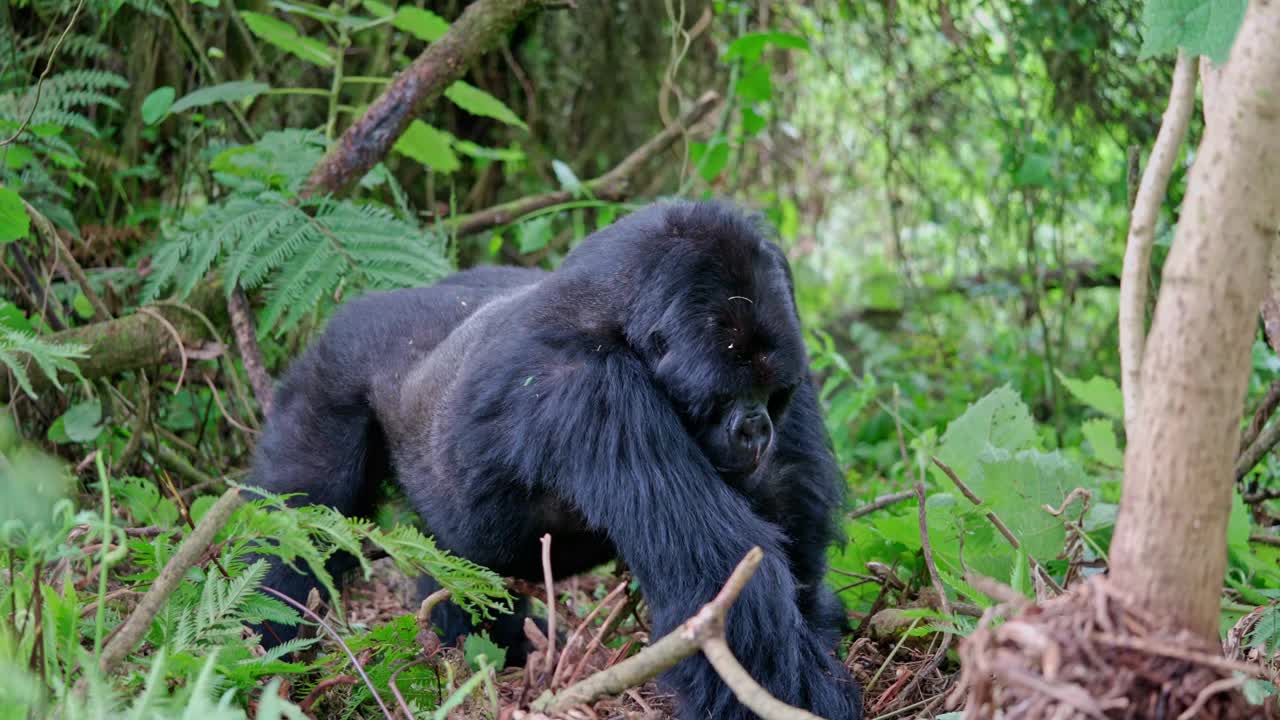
551, 579, 629, 688
1118, 51, 1198, 434
701, 637, 824, 720
137, 307, 188, 393
99, 488, 243, 673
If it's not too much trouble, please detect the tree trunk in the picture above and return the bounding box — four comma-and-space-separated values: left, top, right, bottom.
1109, 1, 1280, 640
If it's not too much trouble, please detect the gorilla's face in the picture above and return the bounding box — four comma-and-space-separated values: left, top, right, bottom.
645, 240, 806, 486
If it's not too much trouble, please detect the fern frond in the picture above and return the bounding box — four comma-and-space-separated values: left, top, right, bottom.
0, 326, 88, 399
369, 524, 512, 623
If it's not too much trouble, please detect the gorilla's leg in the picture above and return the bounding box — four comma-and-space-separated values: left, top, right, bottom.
248, 345, 384, 647
412, 576, 539, 667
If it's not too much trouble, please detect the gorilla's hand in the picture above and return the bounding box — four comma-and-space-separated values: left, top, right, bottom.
657, 554, 862, 720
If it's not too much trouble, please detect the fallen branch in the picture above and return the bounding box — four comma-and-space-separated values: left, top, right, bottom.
99, 487, 244, 673
445, 91, 722, 237
533, 547, 824, 720
0, 280, 226, 401
301, 0, 565, 197
1118, 51, 1198, 436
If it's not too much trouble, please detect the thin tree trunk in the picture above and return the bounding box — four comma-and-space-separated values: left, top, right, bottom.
1109, 1, 1280, 640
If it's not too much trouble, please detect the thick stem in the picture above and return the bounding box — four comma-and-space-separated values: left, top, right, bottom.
1110, 3, 1280, 640
1118, 52, 1197, 435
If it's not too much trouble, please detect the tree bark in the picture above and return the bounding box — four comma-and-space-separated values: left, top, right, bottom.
1109, 1, 1280, 640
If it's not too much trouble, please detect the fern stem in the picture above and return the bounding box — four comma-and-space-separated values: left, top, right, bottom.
325, 0, 354, 141
92, 453, 112, 658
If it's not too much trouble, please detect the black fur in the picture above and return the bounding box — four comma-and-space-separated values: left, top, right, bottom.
250, 200, 863, 720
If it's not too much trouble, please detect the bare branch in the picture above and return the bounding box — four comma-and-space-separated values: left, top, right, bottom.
445, 91, 721, 237
99, 488, 244, 673
1119, 51, 1198, 435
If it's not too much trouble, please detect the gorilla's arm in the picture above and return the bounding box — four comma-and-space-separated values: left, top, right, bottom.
449, 344, 861, 720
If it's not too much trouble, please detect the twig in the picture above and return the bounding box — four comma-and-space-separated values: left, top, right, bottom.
540, 533, 557, 678
702, 637, 824, 720
445, 91, 721, 237
1177, 677, 1247, 720
0, 0, 86, 147
552, 579, 629, 688
931, 456, 1064, 594
23, 199, 111, 322
538, 548, 764, 713
98, 488, 244, 673
389, 658, 429, 718
1118, 51, 1198, 435
137, 308, 187, 392
228, 286, 273, 416
848, 490, 915, 521
1240, 379, 1280, 456
302, 0, 558, 197
203, 376, 258, 436
565, 583, 637, 686
1237, 408, 1280, 479
299, 675, 358, 714
261, 586, 396, 720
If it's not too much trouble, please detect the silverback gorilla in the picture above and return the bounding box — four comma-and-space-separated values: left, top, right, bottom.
250, 200, 864, 719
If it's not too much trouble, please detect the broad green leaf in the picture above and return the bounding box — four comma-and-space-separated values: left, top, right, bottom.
1140, 0, 1245, 63
0, 186, 29, 243
1055, 371, 1123, 419
444, 81, 528, 130
740, 105, 767, 135
393, 6, 449, 42
964, 447, 1094, 575
933, 385, 1039, 489
49, 400, 102, 444
393, 120, 459, 173
141, 86, 176, 125
723, 31, 810, 62
1080, 419, 1123, 467
170, 81, 271, 114
71, 293, 93, 320
241, 11, 334, 67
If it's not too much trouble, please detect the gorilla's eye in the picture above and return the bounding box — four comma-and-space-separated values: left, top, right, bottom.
768, 385, 797, 417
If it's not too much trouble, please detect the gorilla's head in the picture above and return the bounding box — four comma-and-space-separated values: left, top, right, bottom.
586, 201, 809, 487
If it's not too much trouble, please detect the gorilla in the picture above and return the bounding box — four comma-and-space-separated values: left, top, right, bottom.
250, 200, 863, 720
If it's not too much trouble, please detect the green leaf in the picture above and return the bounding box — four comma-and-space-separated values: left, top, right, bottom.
393, 6, 449, 42
453, 140, 525, 163
516, 216, 552, 254
1013, 153, 1053, 188
551, 160, 582, 194
0, 186, 30, 243
363, 0, 393, 18
1055, 371, 1123, 420
141, 86, 176, 125
933, 385, 1039, 488
690, 137, 730, 182
393, 120, 460, 173
241, 11, 334, 67
71, 293, 93, 320
740, 105, 767, 135
170, 81, 270, 114
444, 81, 528, 130
463, 633, 506, 671
723, 31, 810, 63
1226, 490, 1251, 556
50, 400, 102, 444
1080, 418, 1123, 467
1140, 0, 1245, 63
736, 61, 773, 102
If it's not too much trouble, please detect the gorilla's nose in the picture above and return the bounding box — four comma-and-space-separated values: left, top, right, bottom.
733, 408, 773, 460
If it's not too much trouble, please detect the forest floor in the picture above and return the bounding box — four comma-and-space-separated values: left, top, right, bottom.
334, 565, 947, 719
